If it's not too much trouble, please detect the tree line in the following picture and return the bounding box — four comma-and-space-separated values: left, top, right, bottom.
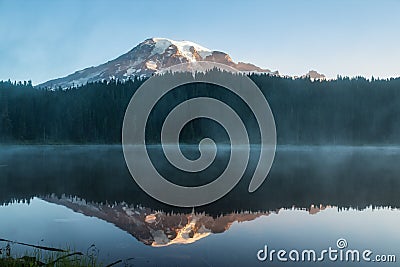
1, 72, 400, 145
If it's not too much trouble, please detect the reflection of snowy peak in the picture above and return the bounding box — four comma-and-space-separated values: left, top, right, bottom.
43, 196, 266, 246
38, 38, 276, 89
43, 196, 330, 247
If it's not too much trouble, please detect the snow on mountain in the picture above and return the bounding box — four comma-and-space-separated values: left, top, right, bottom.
38, 37, 276, 89
151, 37, 212, 60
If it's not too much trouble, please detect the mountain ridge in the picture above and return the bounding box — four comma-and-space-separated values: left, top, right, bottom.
38, 37, 326, 89
38, 37, 278, 89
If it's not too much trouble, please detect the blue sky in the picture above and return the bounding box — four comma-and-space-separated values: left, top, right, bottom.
0, 0, 399, 84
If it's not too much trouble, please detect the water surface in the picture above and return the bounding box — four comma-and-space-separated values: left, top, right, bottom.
0, 145, 399, 266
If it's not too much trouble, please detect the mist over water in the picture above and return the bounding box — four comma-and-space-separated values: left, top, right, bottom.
1, 145, 400, 212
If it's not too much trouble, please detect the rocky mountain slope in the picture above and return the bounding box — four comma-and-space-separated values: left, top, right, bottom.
38, 38, 278, 89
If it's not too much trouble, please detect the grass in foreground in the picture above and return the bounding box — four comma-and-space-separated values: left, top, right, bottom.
0, 250, 104, 267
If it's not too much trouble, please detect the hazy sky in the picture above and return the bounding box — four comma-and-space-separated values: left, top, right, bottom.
1, 0, 399, 84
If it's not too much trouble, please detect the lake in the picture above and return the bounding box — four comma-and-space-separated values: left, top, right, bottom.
0, 145, 399, 266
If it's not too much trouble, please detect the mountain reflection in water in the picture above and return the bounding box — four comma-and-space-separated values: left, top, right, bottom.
42, 196, 356, 247
1, 197, 399, 267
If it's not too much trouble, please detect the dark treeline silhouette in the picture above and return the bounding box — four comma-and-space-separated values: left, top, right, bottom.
1, 71, 400, 145
1, 146, 400, 213
0, 77, 140, 143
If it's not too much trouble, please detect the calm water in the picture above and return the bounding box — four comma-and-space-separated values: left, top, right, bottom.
0, 145, 400, 266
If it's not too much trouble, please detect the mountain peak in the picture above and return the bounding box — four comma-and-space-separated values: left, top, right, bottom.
302, 70, 326, 80
38, 38, 275, 89
149, 37, 212, 61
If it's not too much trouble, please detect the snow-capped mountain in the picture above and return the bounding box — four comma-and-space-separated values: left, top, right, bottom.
38, 37, 277, 89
